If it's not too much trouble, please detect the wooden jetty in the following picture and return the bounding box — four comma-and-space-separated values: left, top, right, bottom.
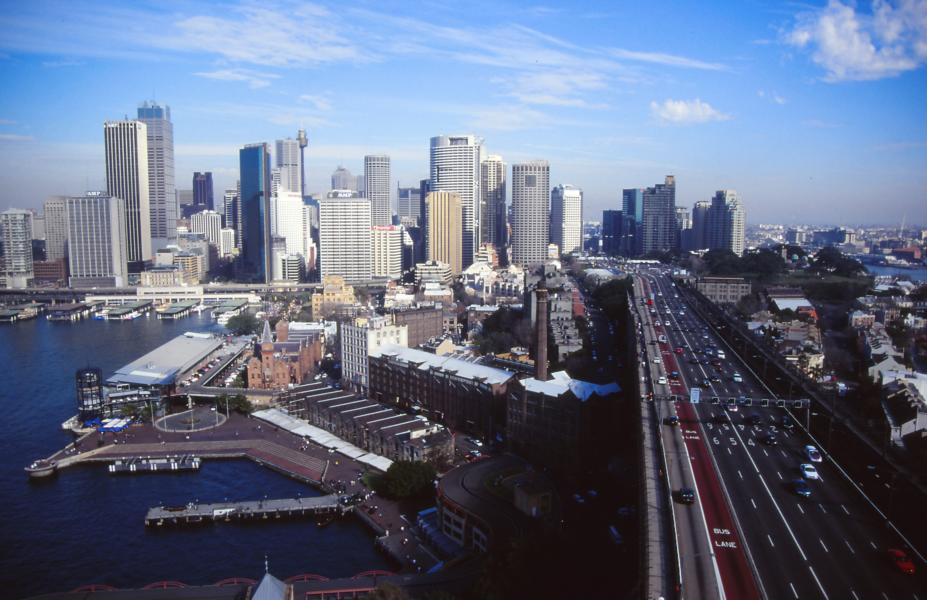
145, 494, 347, 526
108, 455, 201, 474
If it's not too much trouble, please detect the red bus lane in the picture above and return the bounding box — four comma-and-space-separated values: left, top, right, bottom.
663, 348, 761, 600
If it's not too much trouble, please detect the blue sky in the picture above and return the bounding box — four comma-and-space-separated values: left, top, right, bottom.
0, 0, 925, 225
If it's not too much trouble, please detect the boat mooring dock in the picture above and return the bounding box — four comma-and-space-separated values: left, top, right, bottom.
145, 494, 347, 526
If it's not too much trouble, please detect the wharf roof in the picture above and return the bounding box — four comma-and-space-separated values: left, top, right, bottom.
521, 370, 620, 401
372, 343, 514, 385
107, 332, 223, 386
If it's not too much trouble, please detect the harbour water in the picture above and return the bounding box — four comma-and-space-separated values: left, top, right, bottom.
864, 263, 927, 282
0, 314, 388, 599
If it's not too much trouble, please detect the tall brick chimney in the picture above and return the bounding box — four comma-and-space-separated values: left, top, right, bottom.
535, 276, 549, 381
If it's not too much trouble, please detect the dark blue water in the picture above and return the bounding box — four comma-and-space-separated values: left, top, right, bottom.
865, 263, 927, 282
1, 315, 388, 598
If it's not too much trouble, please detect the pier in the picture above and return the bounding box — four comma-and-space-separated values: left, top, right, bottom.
145, 494, 346, 526
108, 455, 201, 474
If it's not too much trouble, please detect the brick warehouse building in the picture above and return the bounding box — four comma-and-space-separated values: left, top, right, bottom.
368, 344, 515, 441
247, 319, 322, 390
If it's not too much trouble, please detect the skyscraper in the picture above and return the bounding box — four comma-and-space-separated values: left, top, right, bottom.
319, 191, 371, 283
190, 210, 222, 247
602, 210, 636, 256
691, 200, 711, 250
137, 101, 176, 251
192, 172, 214, 211
331, 166, 357, 191
0, 208, 34, 288
641, 176, 676, 255
104, 120, 151, 271
371, 225, 403, 280
676, 206, 692, 250
223, 187, 241, 249
480, 155, 506, 250
550, 184, 582, 255
365, 154, 391, 226
275, 137, 302, 194
239, 143, 273, 283
397, 185, 422, 222
425, 191, 463, 275
622, 188, 644, 255
66, 192, 127, 288
706, 190, 746, 256
430, 135, 483, 269
43, 196, 69, 262
272, 190, 306, 260
511, 160, 550, 267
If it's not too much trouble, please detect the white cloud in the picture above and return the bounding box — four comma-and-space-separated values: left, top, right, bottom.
468, 106, 550, 131
607, 48, 727, 71
650, 98, 731, 124
0, 133, 34, 141
41, 59, 84, 68
298, 94, 332, 111
193, 68, 279, 89
758, 89, 787, 104
785, 0, 927, 81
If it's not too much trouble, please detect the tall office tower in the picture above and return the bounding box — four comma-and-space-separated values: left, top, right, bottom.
220, 228, 236, 257
190, 209, 222, 247
319, 191, 371, 283
104, 119, 151, 271
706, 190, 746, 256
622, 188, 644, 255
397, 185, 422, 222
192, 172, 214, 210
297, 129, 308, 197
43, 196, 69, 262
239, 143, 273, 283
275, 137, 302, 194
66, 192, 128, 288
356, 175, 366, 196
510, 161, 550, 267
480, 155, 507, 249
641, 176, 676, 255
223, 187, 241, 248
137, 101, 176, 251
676, 206, 692, 250
364, 155, 391, 226
550, 184, 582, 255
425, 191, 463, 275
272, 190, 306, 259
331, 166, 357, 191
430, 135, 483, 269
0, 208, 34, 288
691, 200, 711, 250
303, 198, 320, 276
371, 225, 403, 280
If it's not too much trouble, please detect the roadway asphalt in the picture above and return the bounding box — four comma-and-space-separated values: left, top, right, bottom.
638, 267, 926, 600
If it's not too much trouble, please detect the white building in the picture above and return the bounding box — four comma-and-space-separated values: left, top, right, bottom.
137, 101, 176, 251
365, 154, 391, 226
275, 253, 304, 282
550, 184, 582, 255
319, 191, 371, 284
66, 192, 128, 288
430, 134, 484, 269
275, 137, 302, 194
190, 210, 222, 247
372, 225, 403, 280
271, 190, 306, 260
104, 119, 151, 268
220, 228, 236, 257
0, 208, 34, 288
706, 190, 746, 256
340, 315, 408, 395
511, 160, 550, 268
43, 196, 69, 262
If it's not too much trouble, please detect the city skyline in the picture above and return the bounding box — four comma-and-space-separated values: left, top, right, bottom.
0, 1, 924, 225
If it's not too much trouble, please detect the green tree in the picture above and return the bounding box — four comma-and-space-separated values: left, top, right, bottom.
809, 246, 866, 278
225, 312, 261, 336
367, 583, 411, 600
219, 394, 253, 414
703, 249, 742, 276
375, 461, 437, 499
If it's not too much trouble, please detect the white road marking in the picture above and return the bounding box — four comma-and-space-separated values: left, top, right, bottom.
780, 449, 788, 458
776, 471, 783, 480
738, 470, 743, 480
870, 540, 878, 550
819, 504, 827, 514
790, 583, 798, 599
882, 593, 889, 600
767, 534, 775, 547
841, 504, 850, 515
845, 539, 854, 554
850, 590, 860, 600
808, 566, 829, 599
726, 447, 732, 455
762, 449, 768, 457
797, 504, 804, 515
820, 538, 829, 552
751, 498, 757, 509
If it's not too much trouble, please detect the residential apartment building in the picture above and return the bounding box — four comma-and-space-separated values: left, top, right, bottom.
340, 315, 408, 396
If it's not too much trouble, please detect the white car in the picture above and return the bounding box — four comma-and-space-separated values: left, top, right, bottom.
653, 357, 662, 364
657, 376, 668, 385
800, 463, 819, 480
804, 445, 822, 463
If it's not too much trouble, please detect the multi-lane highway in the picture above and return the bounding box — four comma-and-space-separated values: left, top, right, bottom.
635, 267, 926, 599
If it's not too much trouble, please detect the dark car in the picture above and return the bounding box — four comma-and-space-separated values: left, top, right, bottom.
702, 378, 711, 387
887, 548, 916, 575
793, 479, 812, 498
781, 416, 795, 430
747, 414, 762, 426
762, 434, 778, 446
665, 415, 680, 427
677, 488, 696, 504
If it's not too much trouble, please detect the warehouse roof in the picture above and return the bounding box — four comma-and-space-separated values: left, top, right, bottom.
107, 332, 223, 386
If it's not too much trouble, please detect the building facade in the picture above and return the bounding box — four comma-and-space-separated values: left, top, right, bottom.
310, 274, 356, 319
190, 209, 222, 247
372, 225, 403, 280
319, 191, 371, 284
192, 171, 214, 211
389, 305, 445, 348
430, 135, 483, 269
104, 119, 151, 270
137, 101, 176, 252
331, 166, 357, 191
340, 316, 408, 396
66, 192, 128, 288
425, 191, 463, 276
219, 227, 236, 257
43, 196, 69, 262
695, 276, 751, 304
550, 184, 582, 255
364, 154, 391, 226
271, 190, 306, 260
706, 190, 746, 256
480, 155, 506, 250
247, 320, 322, 390
239, 143, 273, 282
511, 161, 550, 267
0, 208, 34, 288
275, 137, 302, 194
397, 185, 422, 222
641, 176, 676, 255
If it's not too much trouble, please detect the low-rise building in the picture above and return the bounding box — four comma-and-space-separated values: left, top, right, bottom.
415, 260, 453, 286
389, 304, 445, 348
882, 380, 927, 449
311, 274, 356, 320
696, 276, 751, 304
340, 315, 408, 395
246, 320, 322, 390
140, 266, 184, 287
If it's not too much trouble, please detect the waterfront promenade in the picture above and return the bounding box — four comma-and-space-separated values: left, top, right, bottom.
37, 411, 441, 573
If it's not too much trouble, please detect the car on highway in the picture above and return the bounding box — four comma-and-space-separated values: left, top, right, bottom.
726, 402, 739, 413
804, 445, 822, 463
665, 415, 679, 426
674, 347, 684, 354
710, 375, 721, 382
762, 433, 778, 446
781, 416, 795, 430
800, 463, 819, 480
664, 320, 671, 326
702, 378, 711, 387
732, 373, 743, 383
677, 488, 696, 504
747, 414, 762, 426
657, 376, 668, 385
652, 357, 662, 364
793, 479, 812, 498
887, 548, 916, 575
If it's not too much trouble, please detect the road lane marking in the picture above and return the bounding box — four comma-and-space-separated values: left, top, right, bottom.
776, 471, 782, 480
820, 538, 828, 552
780, 449, 788, 458
790, 583, 798, 599
767, 534, 775, 547
808, 566, 829, 599
851, 591, 860, 600
726, 447, 732, 455
870, 540, 878, 550
750, 498, 757, 509
819, 504, 827, 514
845, 539, 854, 554
762, 449, 768, 457
738, 469, 743, 479
797, 504, 804, 514
841, 504, 850, 515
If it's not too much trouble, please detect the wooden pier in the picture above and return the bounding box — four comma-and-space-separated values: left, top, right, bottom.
145, 494, 347, 526
108, 455, 201, 474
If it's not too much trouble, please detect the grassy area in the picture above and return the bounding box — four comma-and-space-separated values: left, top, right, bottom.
482, 467, 523, 502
